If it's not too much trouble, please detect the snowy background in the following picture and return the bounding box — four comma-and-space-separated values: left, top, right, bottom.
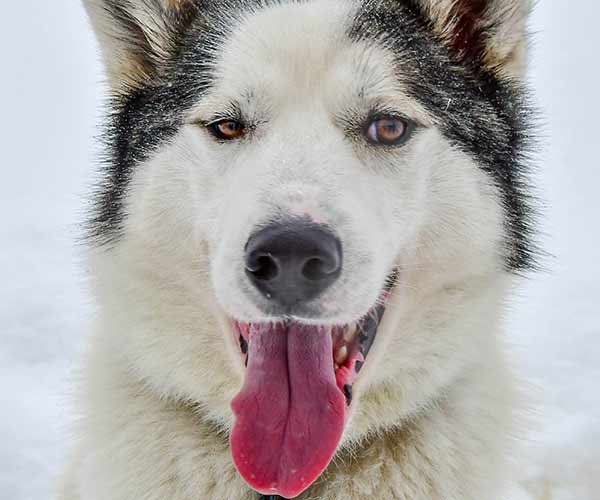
0, 2, 598, 499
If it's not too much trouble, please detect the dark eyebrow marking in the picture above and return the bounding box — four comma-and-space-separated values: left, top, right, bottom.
347, 0, 538, 271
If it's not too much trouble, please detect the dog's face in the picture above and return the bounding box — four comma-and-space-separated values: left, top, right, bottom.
85, 0, 532, 497
207, 3, 431, 324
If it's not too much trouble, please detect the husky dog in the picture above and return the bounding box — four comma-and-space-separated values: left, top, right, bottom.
62, 0, 535, 498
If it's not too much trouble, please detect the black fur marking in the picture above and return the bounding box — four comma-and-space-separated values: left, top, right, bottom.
87, 1, 255, 245
349, 0, 537, 271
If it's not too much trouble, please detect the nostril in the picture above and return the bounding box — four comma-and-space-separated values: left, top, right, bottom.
302, 257, 336, 281
244, 220, 343, 306
246, 254, 279, 281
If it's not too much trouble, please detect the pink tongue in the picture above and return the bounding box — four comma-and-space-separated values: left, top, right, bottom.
230, 323, 346, 499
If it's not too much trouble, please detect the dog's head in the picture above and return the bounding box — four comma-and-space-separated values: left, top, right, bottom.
85, 0, 533, 497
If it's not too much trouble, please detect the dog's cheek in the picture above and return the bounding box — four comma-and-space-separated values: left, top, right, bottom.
381, 129, 459, 266
357, 161, 429, 273
204, 172, 275, 318
126, 158, 196, 253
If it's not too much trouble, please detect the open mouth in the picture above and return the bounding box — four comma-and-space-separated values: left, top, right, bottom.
229, 282, 394, 498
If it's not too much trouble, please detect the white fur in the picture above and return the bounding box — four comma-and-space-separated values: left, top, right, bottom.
62, 1, 531, 498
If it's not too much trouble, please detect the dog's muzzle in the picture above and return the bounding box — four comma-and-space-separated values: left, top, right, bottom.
231, 218, 396, 498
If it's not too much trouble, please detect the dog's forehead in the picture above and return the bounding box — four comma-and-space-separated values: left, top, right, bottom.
224, 1, 349, 66
212, 1, 394, 100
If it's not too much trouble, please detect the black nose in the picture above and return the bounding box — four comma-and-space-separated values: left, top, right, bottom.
245, 220, 343, 308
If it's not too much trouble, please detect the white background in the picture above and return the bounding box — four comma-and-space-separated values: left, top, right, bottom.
0, 2, 598, 499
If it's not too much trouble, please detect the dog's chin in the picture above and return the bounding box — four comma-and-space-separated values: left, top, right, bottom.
227, 278, 395, 498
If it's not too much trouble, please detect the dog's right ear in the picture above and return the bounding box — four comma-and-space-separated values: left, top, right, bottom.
83, 0, 197, 91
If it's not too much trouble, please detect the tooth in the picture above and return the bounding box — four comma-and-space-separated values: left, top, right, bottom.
335, 345, 348, 365
344, 323, 357, 343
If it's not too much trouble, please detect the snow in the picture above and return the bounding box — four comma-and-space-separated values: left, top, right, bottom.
0, 2, 598, 499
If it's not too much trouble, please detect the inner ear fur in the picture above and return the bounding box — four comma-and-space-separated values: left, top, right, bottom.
83, 0, 197, 91
415, 0, 532, 78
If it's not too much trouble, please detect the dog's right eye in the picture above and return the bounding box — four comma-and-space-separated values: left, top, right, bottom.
207, 119, 246, 141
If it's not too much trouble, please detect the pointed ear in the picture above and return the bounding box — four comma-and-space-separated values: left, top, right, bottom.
83, 0, 197, 90
417, 0, 532, 77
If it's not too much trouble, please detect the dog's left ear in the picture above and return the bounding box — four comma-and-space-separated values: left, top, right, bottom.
83, 0, 197, 91
416, 0, 532, 77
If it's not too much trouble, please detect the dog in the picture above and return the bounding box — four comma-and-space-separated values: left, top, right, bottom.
60, 0, 536, 498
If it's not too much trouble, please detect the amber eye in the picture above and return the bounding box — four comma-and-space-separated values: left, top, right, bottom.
207, 119, 246, 141
365, 116, 409, 146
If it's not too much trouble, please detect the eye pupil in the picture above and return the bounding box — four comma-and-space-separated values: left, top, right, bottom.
381, 120, 398, 134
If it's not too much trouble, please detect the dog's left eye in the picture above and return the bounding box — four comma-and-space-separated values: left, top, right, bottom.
365, 116, 410, 146
207, 119, 246, 141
